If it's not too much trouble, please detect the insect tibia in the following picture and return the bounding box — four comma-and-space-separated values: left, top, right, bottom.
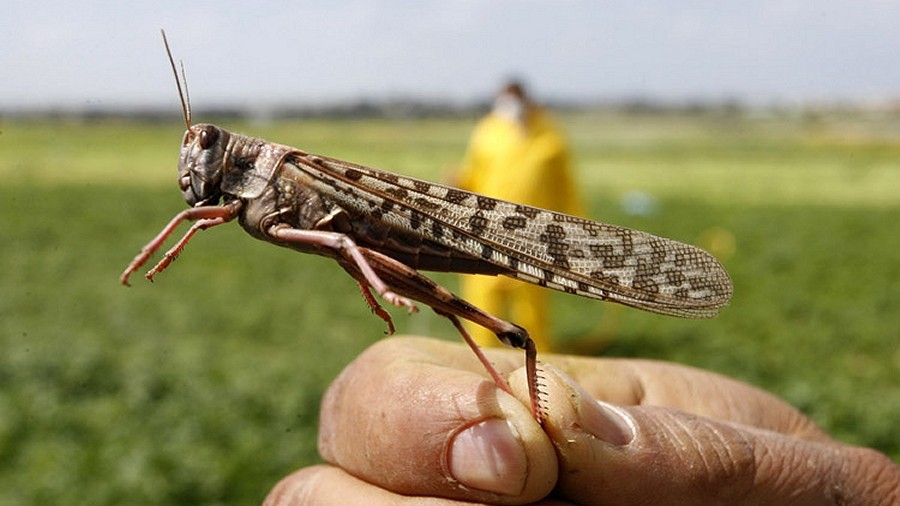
533, 362, 549, 425
522, 338, 544, 423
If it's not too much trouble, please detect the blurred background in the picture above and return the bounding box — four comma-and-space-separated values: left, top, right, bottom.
2, 1, 898, 504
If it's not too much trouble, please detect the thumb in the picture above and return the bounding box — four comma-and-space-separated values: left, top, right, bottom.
527, 365, 875, 505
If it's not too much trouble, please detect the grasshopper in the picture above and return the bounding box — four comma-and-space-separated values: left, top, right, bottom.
121, 32, 733, 422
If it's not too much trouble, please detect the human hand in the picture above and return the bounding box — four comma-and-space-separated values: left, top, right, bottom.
265, 336, 898, 505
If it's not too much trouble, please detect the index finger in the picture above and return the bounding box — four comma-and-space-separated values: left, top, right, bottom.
542, 353, 830, 442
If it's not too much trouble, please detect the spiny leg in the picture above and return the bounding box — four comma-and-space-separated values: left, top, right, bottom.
469, 318, 543, 423
439, 311, 514, 396
351, 248, 546, 423
521, 337, 543, 423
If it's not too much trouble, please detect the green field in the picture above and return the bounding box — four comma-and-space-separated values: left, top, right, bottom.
1, 110, 898, 504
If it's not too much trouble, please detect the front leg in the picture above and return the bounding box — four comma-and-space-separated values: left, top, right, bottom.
120, 200, 243, 285
145, 216, 228, 281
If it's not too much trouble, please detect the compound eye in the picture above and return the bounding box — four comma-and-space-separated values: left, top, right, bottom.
198, 126, 219, 149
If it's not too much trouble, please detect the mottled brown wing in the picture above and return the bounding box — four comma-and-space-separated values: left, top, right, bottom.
289, 152, 733, 318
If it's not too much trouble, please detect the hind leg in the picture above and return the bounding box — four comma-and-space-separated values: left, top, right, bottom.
339, 248, 545, 423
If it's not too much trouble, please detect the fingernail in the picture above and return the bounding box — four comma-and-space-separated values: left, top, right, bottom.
583, 399, 636, 446
448, 418, 527, 496
547, 365, 636, 446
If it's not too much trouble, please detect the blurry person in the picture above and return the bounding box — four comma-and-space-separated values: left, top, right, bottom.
453, 81, 584, 352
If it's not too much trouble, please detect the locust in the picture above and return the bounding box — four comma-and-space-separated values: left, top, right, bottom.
121, 32, 733, 422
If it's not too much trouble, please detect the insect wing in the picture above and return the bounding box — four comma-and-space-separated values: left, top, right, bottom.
291, 153, 733, 318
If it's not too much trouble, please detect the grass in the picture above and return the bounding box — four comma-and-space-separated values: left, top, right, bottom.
0, 110, 898, 504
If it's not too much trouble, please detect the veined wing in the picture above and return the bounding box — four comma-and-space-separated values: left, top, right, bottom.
290, 152, 733, 318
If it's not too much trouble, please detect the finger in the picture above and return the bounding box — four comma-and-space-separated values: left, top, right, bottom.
539, 353, 830, 441
264, 465, 577, 506
317, 336, 558, 504
263, 465, 395, 506
527, 365, 896, 505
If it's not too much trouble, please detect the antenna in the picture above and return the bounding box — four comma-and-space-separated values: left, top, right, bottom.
160, 29, 191, 128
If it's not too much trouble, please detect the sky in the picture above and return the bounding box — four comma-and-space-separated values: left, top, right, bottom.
3, 0, 900, 111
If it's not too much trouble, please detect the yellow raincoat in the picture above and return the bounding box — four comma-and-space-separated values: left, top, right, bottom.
456, 108, 584, 352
